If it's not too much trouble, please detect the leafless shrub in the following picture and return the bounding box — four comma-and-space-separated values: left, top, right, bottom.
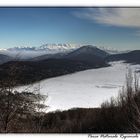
100, 69, 140, 132
0, 59, 48, 133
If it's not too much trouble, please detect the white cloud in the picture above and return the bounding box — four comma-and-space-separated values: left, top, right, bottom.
74, 8, 140, 28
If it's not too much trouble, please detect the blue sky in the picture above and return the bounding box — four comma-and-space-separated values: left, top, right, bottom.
0, 7, 140, 50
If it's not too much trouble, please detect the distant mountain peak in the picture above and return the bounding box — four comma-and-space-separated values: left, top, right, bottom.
6, 43, 81, 53
38, 43, 81, 52
67, 45, 109, 59
0, 44, 129, 60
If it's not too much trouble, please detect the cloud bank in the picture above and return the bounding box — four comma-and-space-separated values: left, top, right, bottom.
74, 8, 140, 28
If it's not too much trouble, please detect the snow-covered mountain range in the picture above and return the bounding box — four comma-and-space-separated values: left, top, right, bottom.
0, 44, 81, 59
0, 43, 131, 64
7, 43, 81, 53
0, 43, 128, 55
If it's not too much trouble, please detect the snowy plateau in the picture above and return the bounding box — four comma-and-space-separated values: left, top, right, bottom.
17, 61, 140, 112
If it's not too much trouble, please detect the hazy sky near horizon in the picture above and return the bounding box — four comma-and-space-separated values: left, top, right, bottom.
0, 7, 140, 50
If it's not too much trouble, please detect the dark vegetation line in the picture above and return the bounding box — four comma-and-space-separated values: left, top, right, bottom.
0, 59, 109, 86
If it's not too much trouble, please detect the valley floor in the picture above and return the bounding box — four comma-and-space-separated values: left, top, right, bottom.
17, 61, 140, 112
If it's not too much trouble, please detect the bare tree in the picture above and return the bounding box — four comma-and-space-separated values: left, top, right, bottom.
0, 60, 48, 132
